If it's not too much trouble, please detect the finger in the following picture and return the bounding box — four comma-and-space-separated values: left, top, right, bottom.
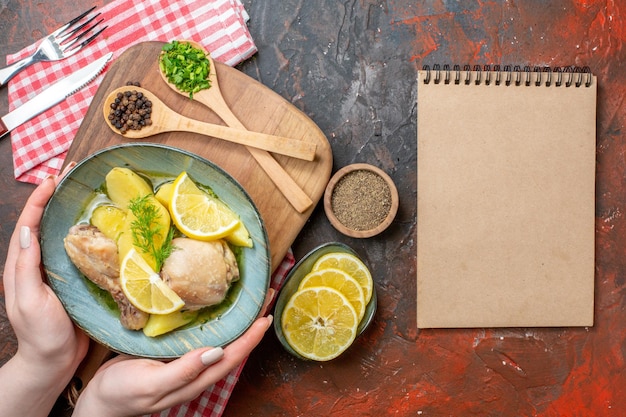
213, 315, 273, 372
16, 176, 57, 233
3, 178, 57, 306
12, 226, 46, 301
55, 161, 77, 185
12, 178, 58, 300
163, 315, 272, 388
4, 163, 70, 287
259, 288, 276, 317
10, 164, 76, 300
148, 316, 273, 407
5, 161, 76, 306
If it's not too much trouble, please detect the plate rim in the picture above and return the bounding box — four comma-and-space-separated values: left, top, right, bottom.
41, 142, 271, 358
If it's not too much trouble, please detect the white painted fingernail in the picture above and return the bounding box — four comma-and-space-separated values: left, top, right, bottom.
201, 347, 224, 366
20, 226, 31, 249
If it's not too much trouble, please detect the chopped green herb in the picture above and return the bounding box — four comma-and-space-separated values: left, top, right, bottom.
128, 195, 174, 271
160, 40, 211, 99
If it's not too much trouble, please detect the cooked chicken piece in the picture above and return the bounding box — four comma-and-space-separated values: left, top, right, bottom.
64, 224, 149, 330
161, 238, 240, 310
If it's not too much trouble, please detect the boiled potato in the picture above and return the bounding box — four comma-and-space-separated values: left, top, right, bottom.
116, 223, 134, 266
117, 195, 171, 271
90, 205, 126, 242
105, 167, 153, 209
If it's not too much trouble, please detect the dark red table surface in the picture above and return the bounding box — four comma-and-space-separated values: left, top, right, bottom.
2, 1, 625, 416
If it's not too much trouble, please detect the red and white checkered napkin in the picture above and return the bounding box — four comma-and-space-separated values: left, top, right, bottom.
146, 249, 295, 417
7, 0, 257, 184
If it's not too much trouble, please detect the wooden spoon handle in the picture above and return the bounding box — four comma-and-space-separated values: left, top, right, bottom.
177, 117, 317, 161
199, 91, 314, 213
246, 147, 314, 212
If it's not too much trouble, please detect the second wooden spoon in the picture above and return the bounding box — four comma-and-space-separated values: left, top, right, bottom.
159, 40, 314, 213
102, 86, 317, 161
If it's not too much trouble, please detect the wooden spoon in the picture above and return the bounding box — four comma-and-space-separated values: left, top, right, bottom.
159, 40, 314, 213
102, 86, 317, 161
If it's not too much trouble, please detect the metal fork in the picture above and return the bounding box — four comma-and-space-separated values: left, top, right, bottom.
0, 7, 107, 86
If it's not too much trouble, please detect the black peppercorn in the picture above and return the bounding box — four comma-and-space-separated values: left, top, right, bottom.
108, 82, 153, 134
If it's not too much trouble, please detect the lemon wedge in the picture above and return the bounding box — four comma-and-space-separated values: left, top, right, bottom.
120, 248, 184, 315
225, 223, 253, 248
169, 172, 240, 241
155, 181, 174, 209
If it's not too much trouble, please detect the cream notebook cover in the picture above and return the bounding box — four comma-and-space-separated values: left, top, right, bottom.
416, 66, 596, 328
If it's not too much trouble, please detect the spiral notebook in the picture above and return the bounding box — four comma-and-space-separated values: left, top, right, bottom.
416, 65, 597, 328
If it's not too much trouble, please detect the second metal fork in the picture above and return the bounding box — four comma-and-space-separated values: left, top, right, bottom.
0, 7, 107, 86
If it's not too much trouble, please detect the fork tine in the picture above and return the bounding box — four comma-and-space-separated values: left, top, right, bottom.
60, 15, 104, 47
64, 23, 108, 54
48, 7, 97, 40
58, 9, 107, 57
72, 18, 106, 45
57, 6, 98, 37
57, 12, 102, 44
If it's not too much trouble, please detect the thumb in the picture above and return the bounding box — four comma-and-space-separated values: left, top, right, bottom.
138, 347, 225, 392
13, 226, 46, 301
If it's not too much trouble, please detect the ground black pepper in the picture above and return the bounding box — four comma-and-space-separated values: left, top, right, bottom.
331, 169, 392, 231
108, 82, 153, 134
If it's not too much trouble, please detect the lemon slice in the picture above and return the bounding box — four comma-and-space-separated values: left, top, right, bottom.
170, 172, 240, 241
312, 252, 373, 303
281, 286, 358, 361
120, 248, 185, 315
298, 268, 365, 320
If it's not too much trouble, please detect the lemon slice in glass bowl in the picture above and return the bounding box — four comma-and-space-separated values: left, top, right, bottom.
298, 268, 365, 321
312, 252, 373, 304
281, 286, 359, 361
274, 242, 377, 361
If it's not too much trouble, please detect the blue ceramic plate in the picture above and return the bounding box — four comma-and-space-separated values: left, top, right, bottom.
273, 242, 377, 360
41, 143, 270, 358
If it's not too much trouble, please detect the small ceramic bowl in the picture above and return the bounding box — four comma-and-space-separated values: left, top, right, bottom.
273, 242, 377, 360
324, 163, 399, 238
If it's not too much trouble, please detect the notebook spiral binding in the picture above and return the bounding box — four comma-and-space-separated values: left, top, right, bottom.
422, 64, 593, 88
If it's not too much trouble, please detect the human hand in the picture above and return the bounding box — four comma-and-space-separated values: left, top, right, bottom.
73, 315, 273, 416
1, 166, 90, 416
3, 170, 89, 373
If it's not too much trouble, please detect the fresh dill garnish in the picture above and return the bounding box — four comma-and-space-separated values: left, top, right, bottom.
128, 195, 174, 271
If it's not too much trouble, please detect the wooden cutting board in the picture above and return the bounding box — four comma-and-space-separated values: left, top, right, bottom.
65, 41, 332, 271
